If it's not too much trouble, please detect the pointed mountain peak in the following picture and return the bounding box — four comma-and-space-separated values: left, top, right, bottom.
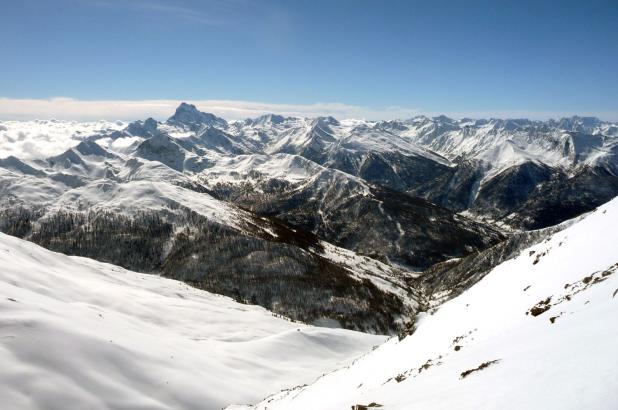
134, 133, 186, 172
74, 140, 112, 157
432, 115, 455, 123
144, 117, 158, 130
175, 102, 200, 116
313, 116, 340, 128
252, 113, 286, 125
127, 117, 159, 137
167, 102, 227, 129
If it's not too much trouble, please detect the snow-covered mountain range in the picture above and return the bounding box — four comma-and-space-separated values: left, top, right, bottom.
1, 180, 616, 410
1, 103, 617, 333
3, 104, 616, 228
1, 103, 617, 408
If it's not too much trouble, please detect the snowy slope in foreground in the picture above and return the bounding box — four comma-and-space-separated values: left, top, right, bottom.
240, 198, 618, 410
0, 234, 385, 410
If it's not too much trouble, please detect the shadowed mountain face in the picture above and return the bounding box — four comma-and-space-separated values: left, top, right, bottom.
502, 165, 618, 229
167, 102, 228, 130
471, 161, 557, 218
204, 172, 503, 270
193, 109, 618, 231
0, 104, 617, 333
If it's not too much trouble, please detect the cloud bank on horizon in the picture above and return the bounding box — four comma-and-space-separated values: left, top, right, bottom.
0, 118, 125, 160
1, 97, 616, 122
0, 97, 416, 122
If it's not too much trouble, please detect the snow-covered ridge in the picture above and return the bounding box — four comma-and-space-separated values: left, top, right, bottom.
1, 106, 617, 409
384, 115, 618, 176
2, 105, 616, 257
0, 233, 385, 410
0, 133, 421, 333
198, 153, 324, 185
3, 104, 614, 268
3, 112, 615, 174
239, 197, 618, 409
0, 138, 246, 229
197, 152, 373, 198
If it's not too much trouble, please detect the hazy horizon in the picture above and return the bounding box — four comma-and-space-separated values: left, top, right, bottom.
1, 98, 617, 123
1, 0, 617, 121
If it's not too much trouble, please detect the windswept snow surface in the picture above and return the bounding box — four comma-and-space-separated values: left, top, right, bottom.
0, 233, 385, 410
240, 198, 618, 410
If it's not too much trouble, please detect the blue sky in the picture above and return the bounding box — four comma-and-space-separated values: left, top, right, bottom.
1, 0, 617, 120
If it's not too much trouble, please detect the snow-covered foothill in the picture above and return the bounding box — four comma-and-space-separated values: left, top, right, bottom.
0, 233, 385, 410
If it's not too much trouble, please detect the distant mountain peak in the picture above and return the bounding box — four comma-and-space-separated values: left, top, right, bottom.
127, 117, 159, 137
432, 115, 455, 123
74, 140, 113, 158
134, 133, 186, 171
251, 113, 287, 125
554, 116, 603, 132
167, 102, 227, 130
143, 117, 158, 129
313, 116, 340, 128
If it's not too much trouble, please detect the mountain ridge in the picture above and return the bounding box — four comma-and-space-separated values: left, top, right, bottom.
1, 103, 617, 333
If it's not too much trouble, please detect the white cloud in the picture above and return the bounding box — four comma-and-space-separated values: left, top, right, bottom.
0, 97, 420, 122
0, 98, 420, 161
0, 119, 125, 160
0, 97, 615, 123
